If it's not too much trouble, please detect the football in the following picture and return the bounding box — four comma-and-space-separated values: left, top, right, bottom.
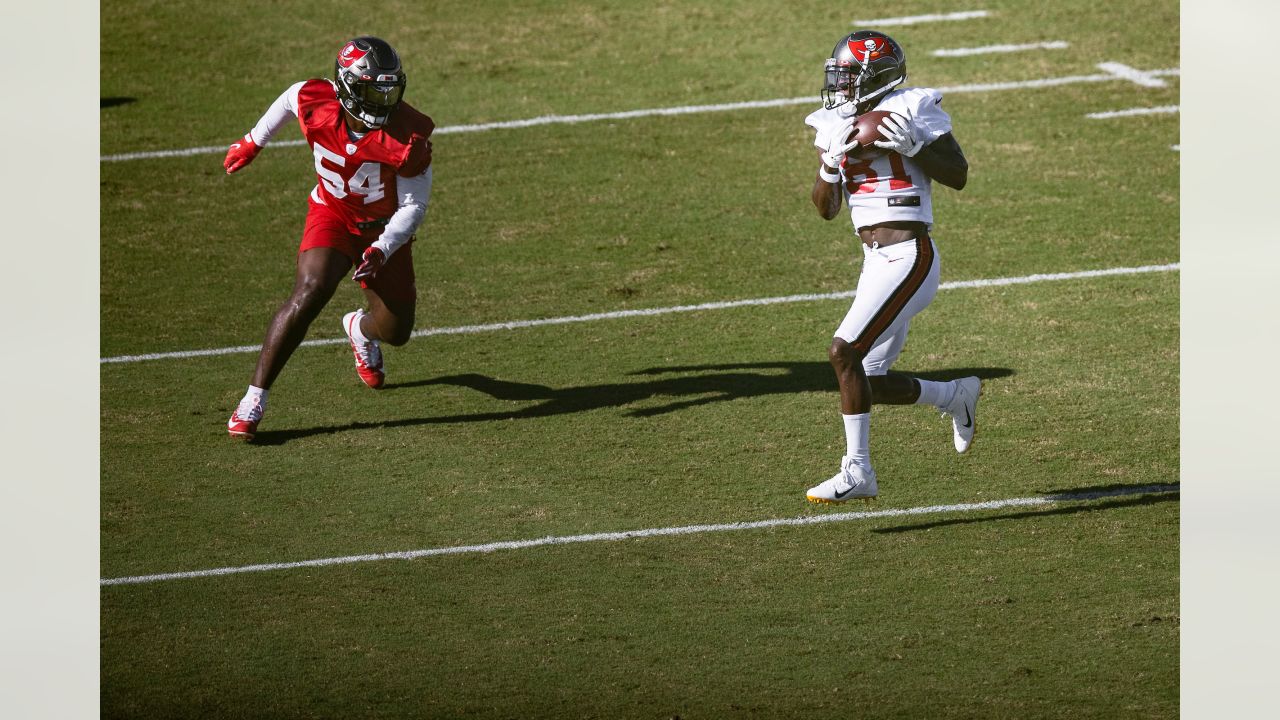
847, 110, 899, 151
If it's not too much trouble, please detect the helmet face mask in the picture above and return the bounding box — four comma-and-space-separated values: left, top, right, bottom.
334, 36, 406, 129
822, 31, 906, 116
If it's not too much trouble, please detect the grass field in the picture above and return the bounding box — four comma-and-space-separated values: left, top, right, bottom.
100, 0, 1179, 717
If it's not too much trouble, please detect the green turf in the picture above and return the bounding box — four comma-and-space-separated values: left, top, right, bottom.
101, 0, 1178, 716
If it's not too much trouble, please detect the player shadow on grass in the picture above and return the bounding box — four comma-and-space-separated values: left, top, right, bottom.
872, 484, 1179, 534
251, 362, 1013, 444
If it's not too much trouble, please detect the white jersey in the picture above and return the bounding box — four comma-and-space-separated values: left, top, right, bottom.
806, 87, 952, 231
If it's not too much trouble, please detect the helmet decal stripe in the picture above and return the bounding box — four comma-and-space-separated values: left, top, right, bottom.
849, 37, 891, 61
338, 42, 370, 69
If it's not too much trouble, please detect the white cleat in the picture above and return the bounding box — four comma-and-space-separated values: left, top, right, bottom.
342, 309, 385, 389
227, 396, 264, 441
806, 456, 878, 504
943, 376, 981, 453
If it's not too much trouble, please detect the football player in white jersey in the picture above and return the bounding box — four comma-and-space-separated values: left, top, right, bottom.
803, 31, 978, 504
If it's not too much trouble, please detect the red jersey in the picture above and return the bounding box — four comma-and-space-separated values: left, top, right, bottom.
294, 78, 434, 233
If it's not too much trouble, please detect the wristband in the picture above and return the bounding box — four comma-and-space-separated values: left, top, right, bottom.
370, 237, 402, 260
819, 165, 841, 184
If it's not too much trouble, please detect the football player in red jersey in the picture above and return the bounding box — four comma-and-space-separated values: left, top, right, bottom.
802, 31, 977, 503
223, 36, 435, 440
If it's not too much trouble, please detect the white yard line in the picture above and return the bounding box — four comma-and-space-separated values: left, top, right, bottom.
1086, 105, 1179, 119
939, 66, 1177, 95
100, 262, 1180, 365
855, 10, 991, 26
100, 484, 1178, 587
1095, 62, 1168, 88
100, 65, 1180, 163
932, 41, 1069, 57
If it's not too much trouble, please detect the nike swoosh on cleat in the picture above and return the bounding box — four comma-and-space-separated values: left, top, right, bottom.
962, 406, 972, 428
833, 483, 858, 500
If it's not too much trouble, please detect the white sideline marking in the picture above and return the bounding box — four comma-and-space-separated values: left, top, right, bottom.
932, 41, 1069, 57
100, 65, 1180, 163
855, 10, 990, 26
100, 262, 1180, 365
1086, 105, 1179, 119
100, 484, 1178, 586
1170, 144, 1180, 152
1096, 62, 1168, 88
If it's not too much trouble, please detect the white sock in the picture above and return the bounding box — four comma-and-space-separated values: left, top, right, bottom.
348, 310, 370, 344
916, 379, 956, 409
842, 413, 871, 465
243, 385, 268, 407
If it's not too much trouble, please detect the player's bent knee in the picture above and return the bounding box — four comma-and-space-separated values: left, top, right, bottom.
828, 337, 845, 365
288, 287, 334, 319
293, 275, 336, 304
828, 337, 863, 369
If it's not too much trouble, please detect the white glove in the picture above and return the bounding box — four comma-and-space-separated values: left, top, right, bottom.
820, 117, 859, 169
873, 114, 924, 157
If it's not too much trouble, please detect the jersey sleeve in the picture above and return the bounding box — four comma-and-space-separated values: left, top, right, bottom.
805, 107, 839, 151
910, 89, 952, 144
294, 79, 340, 139
398, 135, 433, 177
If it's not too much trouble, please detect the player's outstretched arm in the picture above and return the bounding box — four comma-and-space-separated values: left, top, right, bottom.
223, 82, 305, 175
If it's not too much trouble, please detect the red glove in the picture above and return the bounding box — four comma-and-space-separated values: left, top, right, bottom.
223, 133, 261, 174
352, 246, 386, 281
